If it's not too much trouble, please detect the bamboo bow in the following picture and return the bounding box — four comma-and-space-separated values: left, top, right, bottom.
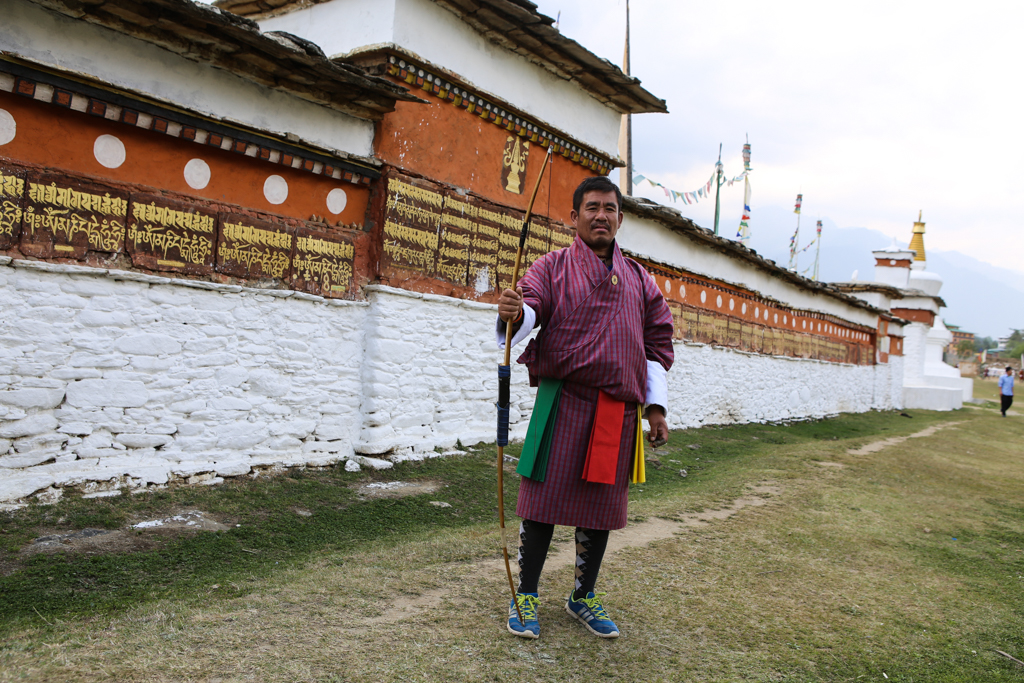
496, 144, 553, 625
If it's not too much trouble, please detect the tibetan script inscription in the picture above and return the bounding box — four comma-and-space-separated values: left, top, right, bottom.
291, 229, 354, 298
126, 194, 216, 274
437, 195, 477, 286
522, 216, 551, 271
382, 175, 443, 277
21, 175, 127, 259
549, 222, 575, 252
479, 202, 524, 291
216, 214, 293, 280
0, 168, 25, 250
461, 196, 498, 292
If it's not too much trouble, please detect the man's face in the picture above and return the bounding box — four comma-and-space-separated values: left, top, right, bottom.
571, 190, 622, 253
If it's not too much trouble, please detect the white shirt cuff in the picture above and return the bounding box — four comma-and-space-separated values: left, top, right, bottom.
496, 303, 537, 349
645, 359, 668, 414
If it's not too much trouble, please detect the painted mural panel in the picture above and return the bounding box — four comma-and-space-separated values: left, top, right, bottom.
216, 213, 293, 281
465, 195, 498, 292
482, 201, 525, 291
0, 167, 25, 250
549, 221, 575, 252
522, 216, 551, 271
20, 175, 127, 259
126, 194, 216, 274
436, 195, 474, 286
381, 174, 443, 278
291, 228, 354, 298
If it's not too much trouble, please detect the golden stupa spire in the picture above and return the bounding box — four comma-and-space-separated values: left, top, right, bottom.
908, 210, 926, 262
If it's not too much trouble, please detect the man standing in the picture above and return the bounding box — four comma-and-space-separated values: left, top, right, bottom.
999, 366, 1014, 417
496, 176, 674, 639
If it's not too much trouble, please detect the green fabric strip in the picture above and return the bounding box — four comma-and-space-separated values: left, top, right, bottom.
516, 378, 564, 481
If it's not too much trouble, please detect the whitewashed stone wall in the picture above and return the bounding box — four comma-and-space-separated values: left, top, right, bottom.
0, 260, 904, 506
664, 342, 897, 429
0, 258, 368, 505
355, 286, 537, 455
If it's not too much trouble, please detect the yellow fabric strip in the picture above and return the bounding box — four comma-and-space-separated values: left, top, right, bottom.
632, 404, 646, 484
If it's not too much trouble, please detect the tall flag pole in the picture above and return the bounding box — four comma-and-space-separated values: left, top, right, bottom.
789, 194, 803, 270
813, 219, 823, 281
713, 143, 723, 235
617, 0, 632, 197
736, 136, 752, 244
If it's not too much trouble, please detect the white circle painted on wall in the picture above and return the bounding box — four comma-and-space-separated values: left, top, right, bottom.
754, 307, 759, 319
93, 134, 126, 168
264, 175, 288, 205
741, 302, 747, 314
184, 158, 211, 190
326, 188, 348, 214
0, 109, 15, 146
679, 285, 686, 299
716, 294, 722, 308
700, 290, 706, 304
774, 313, 778, 324
729, 298, 735, 311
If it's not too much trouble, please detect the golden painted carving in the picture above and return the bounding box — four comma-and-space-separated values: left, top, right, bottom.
127, 221, 211, 264
293, 257, 352, 293
297, 235, 354, 259
132, 201, 214, 233
386, 198, 442, 226
0, 199, 21, 238
502, 136, 530, 194
1, 174, 24, 199
383, 220, 439, 250
383, 242, 434, 271
29, 182, 127, 218
387, 178, 443, 208
25, 206, 123, 251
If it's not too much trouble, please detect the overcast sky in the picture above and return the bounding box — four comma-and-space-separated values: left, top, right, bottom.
536, 0, 1024, 279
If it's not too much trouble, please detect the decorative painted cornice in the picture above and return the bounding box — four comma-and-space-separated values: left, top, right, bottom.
0, 57, 377, 185
25, 0, 418, 120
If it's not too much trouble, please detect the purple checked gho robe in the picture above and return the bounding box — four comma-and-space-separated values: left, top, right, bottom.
514, 235, 674, 530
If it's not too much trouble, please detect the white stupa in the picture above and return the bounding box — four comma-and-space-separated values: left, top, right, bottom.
892, 212, 972, 408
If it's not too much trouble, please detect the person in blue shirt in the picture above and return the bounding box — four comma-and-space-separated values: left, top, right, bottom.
998, 366, 1014, 417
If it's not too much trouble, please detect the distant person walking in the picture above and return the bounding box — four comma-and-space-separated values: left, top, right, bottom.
998, 366, 1014, 417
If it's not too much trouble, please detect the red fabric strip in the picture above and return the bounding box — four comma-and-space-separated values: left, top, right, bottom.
581, 390, 625, 485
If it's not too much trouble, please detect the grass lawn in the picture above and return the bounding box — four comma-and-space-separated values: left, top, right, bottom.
973, 378, 1004, 404
1, 407, 1022, 682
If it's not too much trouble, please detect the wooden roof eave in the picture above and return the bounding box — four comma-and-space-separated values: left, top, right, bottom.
25, 0, 419, 121
623, 197, 891, 319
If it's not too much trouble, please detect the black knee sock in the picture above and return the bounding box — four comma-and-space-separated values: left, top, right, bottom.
573, 527, 610, 600
517, 519, 554, 594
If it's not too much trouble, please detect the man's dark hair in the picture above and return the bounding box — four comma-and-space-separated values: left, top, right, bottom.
573, 176, 622, 214
1008, 366, 1013, 372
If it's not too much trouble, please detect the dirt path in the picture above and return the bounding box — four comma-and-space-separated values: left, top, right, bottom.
370, 420, 963, 627
364, 484, 780, 626
846, 421, 959, 456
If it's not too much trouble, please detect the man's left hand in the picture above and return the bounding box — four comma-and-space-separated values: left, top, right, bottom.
645, 405, 668, 448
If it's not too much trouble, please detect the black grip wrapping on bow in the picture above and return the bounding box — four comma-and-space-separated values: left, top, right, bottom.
496, 363, 511, 447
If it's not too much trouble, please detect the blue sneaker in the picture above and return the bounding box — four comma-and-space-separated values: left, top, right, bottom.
507, 592, 540, 639
565, 591, 619, 638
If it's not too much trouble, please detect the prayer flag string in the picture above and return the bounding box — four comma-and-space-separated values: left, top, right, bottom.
632, 141, 754, 243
